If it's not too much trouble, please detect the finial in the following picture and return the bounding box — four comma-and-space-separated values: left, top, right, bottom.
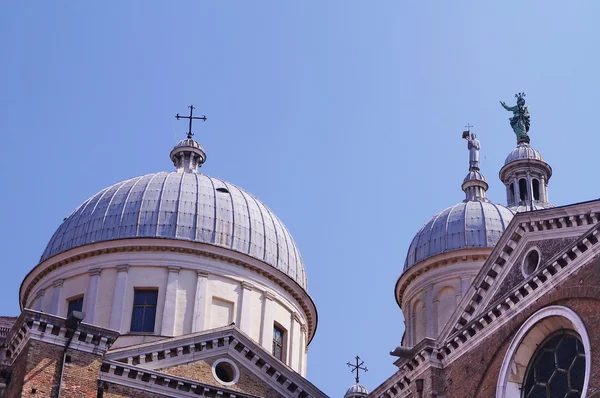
175, 105, 207, 139
462, 127, 479, 171
461, 130, 489, 202
346, 356, 368, 384
170, 105, 207, 173
500, 93, 531, 143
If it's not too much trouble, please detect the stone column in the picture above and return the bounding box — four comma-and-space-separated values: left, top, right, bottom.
109, 264, 129, 332
405, 302, 412, 346
161, 266, 181, 336
84, 268, 101, 324
192, 271, 209, 333
51, 279, 64, 316
424, 285, 434, 338
513, 178, 519, 204
540, 175, 547, 202
260, 291, 275, 351
526, 173, 533, 202
432, 298, 439, 336
239, 281, 254, 334
33, 289, 45, 311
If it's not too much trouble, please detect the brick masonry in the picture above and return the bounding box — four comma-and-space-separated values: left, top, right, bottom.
158, 357, 283, 398
417, 256, 600, 397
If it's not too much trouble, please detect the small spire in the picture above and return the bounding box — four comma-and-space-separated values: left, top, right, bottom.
170, 105, 208, 173
461, 129, 489, 202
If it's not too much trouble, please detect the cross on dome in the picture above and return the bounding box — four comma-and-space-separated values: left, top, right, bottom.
175, 105, 207, 139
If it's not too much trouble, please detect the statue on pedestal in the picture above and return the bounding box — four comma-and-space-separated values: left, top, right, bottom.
462, 130, 480, 171
500, 92, 530, 143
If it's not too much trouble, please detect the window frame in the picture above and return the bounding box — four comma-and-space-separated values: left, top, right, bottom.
272, 323, 286, 361
130, 288, 158, 333
66, 295, 84, 317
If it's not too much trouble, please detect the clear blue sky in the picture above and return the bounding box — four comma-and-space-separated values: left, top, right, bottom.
1, 2, 600, 396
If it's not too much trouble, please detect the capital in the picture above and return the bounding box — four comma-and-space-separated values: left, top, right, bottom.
116, 264, 130, 273
52, 279, 64, 288
196, 270, 209, 278
88, 267, 102, 276
241, 281, 254, 291
168, 266, 181, 273
263, 290, 275, 301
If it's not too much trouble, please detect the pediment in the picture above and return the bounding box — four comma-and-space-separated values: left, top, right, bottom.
104, 326, 326, 398
438, 200, 600, 344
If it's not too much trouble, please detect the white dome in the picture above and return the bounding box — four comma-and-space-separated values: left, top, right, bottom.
404, 201, 515, 271
504, 142, 544, 165
40, 172, 307, 289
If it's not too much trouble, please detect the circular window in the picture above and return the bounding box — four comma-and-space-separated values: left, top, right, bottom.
522, 248, 541, 276
522, 331, 585, 397
211, 358, 239, 386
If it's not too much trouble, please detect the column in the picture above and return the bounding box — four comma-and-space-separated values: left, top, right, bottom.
540, 175, 547, 202
84, 268, 101, 324
432, 299, 439, 336
33, 289, 45, 311
239, 281, 254, 334
161, 266, 180, 336
404, 302, 412, 346
51, 279, 64, 316
192, 271, 209, 332
259, 291, 275, 351
424, 285, 433, 338
109, 264, 129, 331
526, 173, 533, 202
513, 178, 519, 204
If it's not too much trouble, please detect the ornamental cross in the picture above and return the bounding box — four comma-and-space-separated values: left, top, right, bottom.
465, 123, 473, 131
347, 356, 368, 384
176, 105, 207, 139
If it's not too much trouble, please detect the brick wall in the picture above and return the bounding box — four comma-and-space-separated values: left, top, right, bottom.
4, 339, 104, 398
100, 382, 170, 398
436, 257, 600, 397
158, 357, 283, 397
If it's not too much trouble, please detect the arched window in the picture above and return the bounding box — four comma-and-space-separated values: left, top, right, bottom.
532, 179, 540, 201
519, 179, 528, 201
522, 331, 585, 396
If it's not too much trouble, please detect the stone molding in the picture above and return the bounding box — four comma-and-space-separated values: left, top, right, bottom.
52, 279, 64, 288
88, 267, 102, 276
105, 325, 326, 398
100, 359, 259, 398
1, 309, 119, 367
167, 265, 181, 273
20, 239, 318, 344
116, 264, 130, 272
240, 280, 254, 291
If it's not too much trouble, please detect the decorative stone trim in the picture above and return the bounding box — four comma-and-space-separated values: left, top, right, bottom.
21, 241, 317, 343
100, 359, 258, 398
1, 309, 119, 366
116, 264, 130, 272
106, 325, 325, 398
240, 280, 254, 290
168, 265, 181, 273
88, 267, 102, 276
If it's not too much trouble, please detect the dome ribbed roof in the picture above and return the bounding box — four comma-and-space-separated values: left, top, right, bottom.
40, 172, 306, 289
504, 142, 544, 165
404, 201, 515, 271
345, 384, 368, 397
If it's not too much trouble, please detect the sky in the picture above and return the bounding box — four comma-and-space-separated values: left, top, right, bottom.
2, 1, 600, 396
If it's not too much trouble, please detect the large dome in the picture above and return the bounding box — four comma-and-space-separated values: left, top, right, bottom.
40, 171, 307, 289
403, 201, 515, 271
504, 142, 544, 165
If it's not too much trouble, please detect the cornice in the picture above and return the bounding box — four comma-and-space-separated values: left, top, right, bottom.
20, 239, 318, 344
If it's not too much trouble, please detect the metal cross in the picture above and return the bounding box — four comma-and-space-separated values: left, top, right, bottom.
175, 105, 207, 139
465, 123, 474, 131
346, 356, 368, 384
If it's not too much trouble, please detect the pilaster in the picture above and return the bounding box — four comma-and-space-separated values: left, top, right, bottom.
192, 271, 210, 333
109, 264, 129, 332
33, 289, 45, 312
84, 268, 102, 324
161, 266, 181, 336
260, 291, 275, 351
424, 285, 434, 337
239, 281, 254, 334
51, 279, 64, 316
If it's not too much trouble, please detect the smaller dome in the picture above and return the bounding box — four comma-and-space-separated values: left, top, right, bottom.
504, 143, 544, 165
345, 384, 368, 397
463, 170, 487, 184
174, 138, 204, 150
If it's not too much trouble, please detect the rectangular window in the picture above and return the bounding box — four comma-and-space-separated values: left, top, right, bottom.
273, 324, 285, 361
130, 289, 158, 333
67, 296, 84, 316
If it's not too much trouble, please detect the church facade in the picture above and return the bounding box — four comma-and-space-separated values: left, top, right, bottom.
1, 96, 600, 397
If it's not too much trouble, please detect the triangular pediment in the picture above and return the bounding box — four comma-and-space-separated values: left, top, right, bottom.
104, 326, 326, 398
438, 199, 600, 344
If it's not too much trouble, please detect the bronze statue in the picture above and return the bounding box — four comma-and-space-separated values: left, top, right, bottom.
500, 93, 530, 143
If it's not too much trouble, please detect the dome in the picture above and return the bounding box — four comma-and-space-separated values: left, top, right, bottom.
174, 138, 203, 150
40, 171, 307, 289
403, 201, 515, 271
345, 384, 368, 397
504, 142, 544, 165
463, 170, 486, 184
